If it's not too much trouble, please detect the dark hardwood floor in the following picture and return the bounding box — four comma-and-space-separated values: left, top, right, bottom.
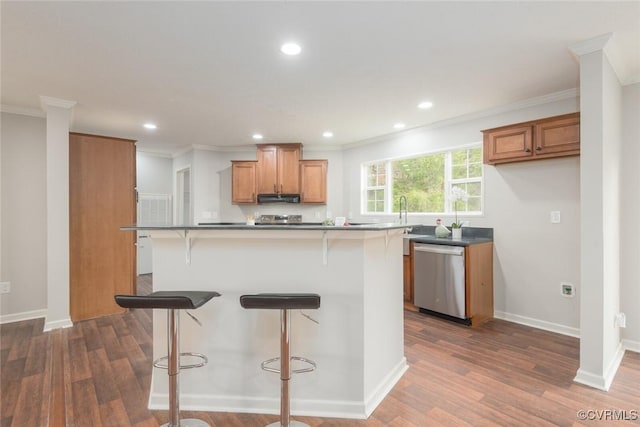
1, 274, 639, 426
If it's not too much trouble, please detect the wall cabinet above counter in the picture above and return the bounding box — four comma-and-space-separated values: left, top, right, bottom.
256, 143, 301, 195
231, 143, 328, 205
482, 112, 580, 165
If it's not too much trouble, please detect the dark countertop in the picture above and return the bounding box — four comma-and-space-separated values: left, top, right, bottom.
404, 225, 493, 247
404, 234, 493, 247
121, 222, 415, 232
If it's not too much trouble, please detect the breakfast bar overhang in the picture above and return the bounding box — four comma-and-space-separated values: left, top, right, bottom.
122, 223, 409, 419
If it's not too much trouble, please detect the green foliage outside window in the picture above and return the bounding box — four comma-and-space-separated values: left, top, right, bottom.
391, 155, 445, 212
364, 146, 483, 215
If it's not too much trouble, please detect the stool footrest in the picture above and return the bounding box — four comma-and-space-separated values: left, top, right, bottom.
261, 356, 316, 374
153, 352, 208, 370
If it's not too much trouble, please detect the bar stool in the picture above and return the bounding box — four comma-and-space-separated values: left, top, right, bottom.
115, 291, 221, 427
240, 293, 321, 427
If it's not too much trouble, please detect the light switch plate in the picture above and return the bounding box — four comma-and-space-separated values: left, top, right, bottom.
550, 211, 561, 223
0, 282, 10, 294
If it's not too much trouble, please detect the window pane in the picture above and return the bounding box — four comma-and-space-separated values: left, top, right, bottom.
467, 197, 481, 211
467, 181, 481, 197
363, 144, 482, 215
367, 163, 386, 186
469, 163, 482, 178
452, 149, 467, 165
468, 147, 482, 163
392, 155, 445, 213
452, 164, 467, 179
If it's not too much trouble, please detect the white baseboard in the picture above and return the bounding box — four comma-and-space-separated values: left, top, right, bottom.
43, 317, 73, 331
364, 357, 409, 417
150, 392, 369, 420
494, 310, 580, 338
574, 343, 625, 391
149, 358, 409, 419
622, 338, 640, 353
0, 309, 47, 325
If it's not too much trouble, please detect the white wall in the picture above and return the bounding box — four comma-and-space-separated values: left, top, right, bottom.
0, 112, 47, 319
620, 82, 640, 348
342, 95, 582, 333
136, 151, 173, 195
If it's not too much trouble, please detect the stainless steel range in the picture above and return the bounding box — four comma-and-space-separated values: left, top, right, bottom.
258, 214, 302, 225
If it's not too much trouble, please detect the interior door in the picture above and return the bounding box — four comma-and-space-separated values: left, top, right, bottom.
69, 132, 136, 321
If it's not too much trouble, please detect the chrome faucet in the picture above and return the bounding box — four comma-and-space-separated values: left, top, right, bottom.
398, 195, 408, 225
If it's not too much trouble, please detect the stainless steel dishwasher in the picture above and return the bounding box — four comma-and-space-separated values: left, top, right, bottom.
413, 243, 469, 324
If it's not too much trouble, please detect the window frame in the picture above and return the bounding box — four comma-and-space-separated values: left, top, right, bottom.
361, 143, 483, 217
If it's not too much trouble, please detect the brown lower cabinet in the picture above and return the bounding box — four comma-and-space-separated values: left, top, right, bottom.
403, 240, 493, 326
69, 132, 136, 322
465, 242, 494, 326
403, 250, 413, 303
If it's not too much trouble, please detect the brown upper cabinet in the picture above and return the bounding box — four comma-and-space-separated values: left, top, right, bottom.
300, 160, 328, 204
232, 143, 328, 204
257, 143, 301, 194
231, 161, 257, 204
482, 112, 580, 165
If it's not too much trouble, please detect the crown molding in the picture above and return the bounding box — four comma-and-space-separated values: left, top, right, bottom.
342, 88, 579, 150
0, 104, 46, 118
569, 33, 613, 57
135, 148, 174, 159
191, 143, 256, 153
39, 95, 77, 110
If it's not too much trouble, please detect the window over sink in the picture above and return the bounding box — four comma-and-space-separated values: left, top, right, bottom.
362, 144, 483, 216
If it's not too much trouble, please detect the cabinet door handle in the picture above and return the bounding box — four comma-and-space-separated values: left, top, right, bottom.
280, 184, 283, 193
273, 184, 276, 193
525, 148, 531, 153
536, 146, 542, 151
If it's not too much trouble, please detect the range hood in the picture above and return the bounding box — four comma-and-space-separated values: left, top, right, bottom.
257, 193, 301, 204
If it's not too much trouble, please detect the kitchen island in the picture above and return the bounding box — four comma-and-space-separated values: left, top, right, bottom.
121, 223, 410, 419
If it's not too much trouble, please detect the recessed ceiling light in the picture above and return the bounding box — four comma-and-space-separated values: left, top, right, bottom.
323, 131, 333, 138
252, 133, 263, 140
418, 101, 434, 109
280, 42, 302, 56
143, 123, 157, 130
394, 123, 406, 129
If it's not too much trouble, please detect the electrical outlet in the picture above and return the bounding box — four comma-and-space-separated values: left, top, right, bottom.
550, 211, 561, 223
561, 282, 574, 297
615, 313, 626, 328
0, 282, 10, 294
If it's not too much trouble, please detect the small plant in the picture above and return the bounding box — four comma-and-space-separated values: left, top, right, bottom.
450, 187, 469, 229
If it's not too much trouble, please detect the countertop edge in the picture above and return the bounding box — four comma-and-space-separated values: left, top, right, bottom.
121, 223, 415, 232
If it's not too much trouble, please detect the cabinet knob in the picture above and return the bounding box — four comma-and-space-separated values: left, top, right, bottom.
536, 146, 542, 151
525, 148, 531, 153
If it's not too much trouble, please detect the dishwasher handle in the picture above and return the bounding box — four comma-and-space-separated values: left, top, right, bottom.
414, 244, 464, 256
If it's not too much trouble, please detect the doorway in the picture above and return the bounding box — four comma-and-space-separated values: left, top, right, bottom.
176, 167, 192, 225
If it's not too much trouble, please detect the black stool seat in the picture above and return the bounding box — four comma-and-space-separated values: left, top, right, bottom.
240, 293, 321, 310
115, 291, 220, 310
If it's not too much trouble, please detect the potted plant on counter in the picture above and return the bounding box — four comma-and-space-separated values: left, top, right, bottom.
450, 186, 469, 239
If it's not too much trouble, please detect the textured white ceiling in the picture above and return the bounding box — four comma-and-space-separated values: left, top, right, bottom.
2, 1, 639, 154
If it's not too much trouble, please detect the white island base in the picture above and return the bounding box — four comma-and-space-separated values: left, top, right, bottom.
145, 227, 407, 420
